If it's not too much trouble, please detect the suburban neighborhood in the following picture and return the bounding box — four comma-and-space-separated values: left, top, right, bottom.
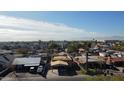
0, 40, 124, 81
0, 12, 124, 81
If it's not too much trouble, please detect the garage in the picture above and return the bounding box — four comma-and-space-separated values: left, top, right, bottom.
12, 57, 41, 73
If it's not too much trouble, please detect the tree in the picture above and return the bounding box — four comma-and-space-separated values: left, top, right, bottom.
2, 45, 10, 50
48, 43, 60, 49
84, 42, 92, 51
67, 42, 81, 53
16, 48, 29, 55
48, 42, 60, 53
67, 43, 78, 53
112, 43, 124, 51
67, 41, 92, 53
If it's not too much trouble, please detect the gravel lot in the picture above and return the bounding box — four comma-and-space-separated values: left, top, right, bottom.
1, 70, 89, 81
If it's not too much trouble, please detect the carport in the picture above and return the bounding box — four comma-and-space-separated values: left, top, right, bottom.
12, 57, 41, 72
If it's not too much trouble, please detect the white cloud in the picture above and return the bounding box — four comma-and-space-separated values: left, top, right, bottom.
0, 15, 97, 41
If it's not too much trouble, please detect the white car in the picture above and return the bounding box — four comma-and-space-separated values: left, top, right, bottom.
37, 65, 43, 73
29, 67, 36, 73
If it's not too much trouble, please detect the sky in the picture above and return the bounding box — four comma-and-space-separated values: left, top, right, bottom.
0, 11, 124, 41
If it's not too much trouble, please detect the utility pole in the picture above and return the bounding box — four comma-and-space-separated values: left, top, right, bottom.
86, 51, 88, 72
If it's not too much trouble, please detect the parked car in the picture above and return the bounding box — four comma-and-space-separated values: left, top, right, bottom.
29, 67, 37, 74
37, 65, 43, 73
29, 67, 36, 73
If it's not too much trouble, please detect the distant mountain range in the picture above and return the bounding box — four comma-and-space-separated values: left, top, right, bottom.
78, 36, 124, 41
96, 36, 124, 40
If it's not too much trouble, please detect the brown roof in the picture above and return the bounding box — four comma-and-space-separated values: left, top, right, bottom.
111, 58, 124, 62
51, 60, 68, 66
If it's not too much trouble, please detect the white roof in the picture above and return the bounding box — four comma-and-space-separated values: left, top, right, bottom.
81, 55, 102, 63
12, 57, 41, 66
0, 50, 12, 54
